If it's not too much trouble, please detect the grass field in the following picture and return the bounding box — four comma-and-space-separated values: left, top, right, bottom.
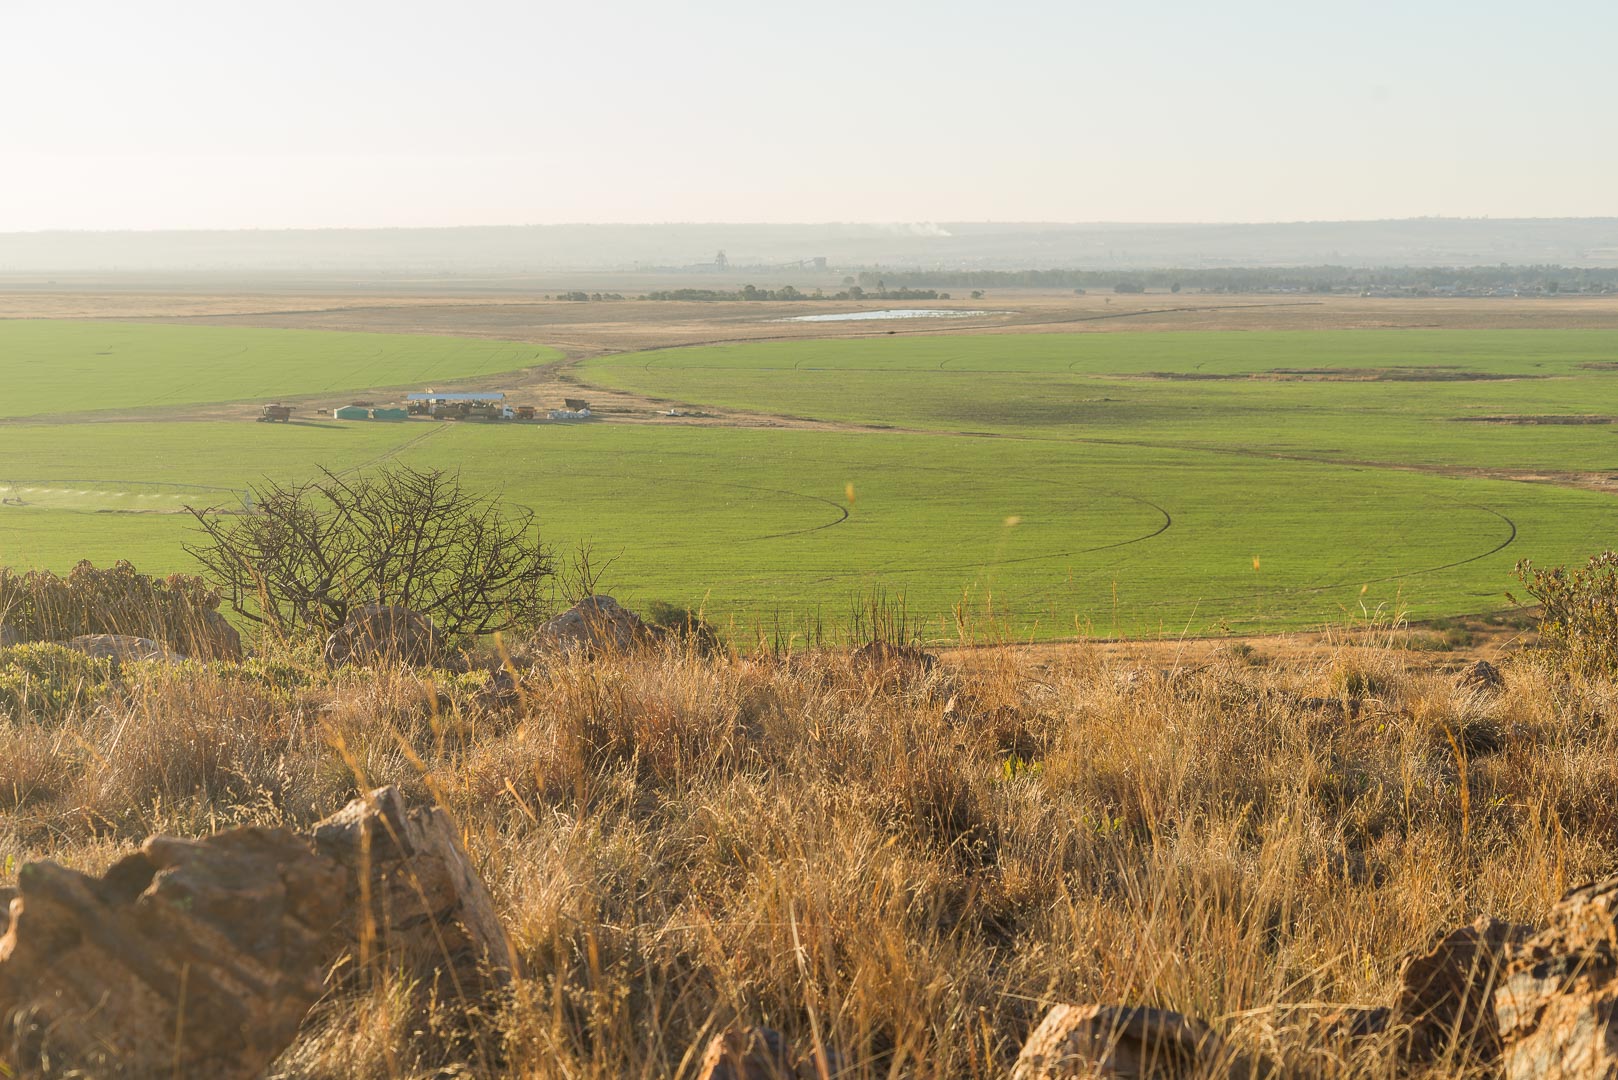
4, 321, 1616, 639
0, 321, 555, 417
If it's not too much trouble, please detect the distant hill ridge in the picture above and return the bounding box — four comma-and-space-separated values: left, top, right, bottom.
3, 218, 1617, 273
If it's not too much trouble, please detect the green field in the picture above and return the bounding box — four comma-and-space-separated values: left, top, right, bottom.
4, 322, 1617, 639
0, 321, 555, 417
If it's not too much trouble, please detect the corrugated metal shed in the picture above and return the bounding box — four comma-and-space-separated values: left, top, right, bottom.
333, 405, 370, 420
371, 407, 409, 420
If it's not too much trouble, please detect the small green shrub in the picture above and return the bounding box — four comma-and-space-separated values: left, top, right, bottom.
0, 643, 114, 719
1514, 552, 1618, 675
0, 559, 230, 657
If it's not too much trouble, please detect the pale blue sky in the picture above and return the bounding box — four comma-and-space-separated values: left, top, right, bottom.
3, 0, 1614, 229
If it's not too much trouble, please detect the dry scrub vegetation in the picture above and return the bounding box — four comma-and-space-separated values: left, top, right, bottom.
2, 614, 1614, 1078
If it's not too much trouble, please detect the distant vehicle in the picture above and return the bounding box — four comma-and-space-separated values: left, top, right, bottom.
258, 403, 292, 422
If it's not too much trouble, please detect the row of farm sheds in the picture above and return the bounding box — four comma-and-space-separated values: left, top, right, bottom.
260, 394, 591, 423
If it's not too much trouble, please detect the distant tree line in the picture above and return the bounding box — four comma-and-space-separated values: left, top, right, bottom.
639, 284, 948, 302
854, 266, 1618, 295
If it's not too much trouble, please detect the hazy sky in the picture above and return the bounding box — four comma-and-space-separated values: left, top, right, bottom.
4, 0, 1615, 230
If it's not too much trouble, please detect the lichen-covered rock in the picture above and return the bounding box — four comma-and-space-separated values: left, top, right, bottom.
0, 827, 347, 1079
312, 786, 515, 997
534, 595, 662, 655
1496, 877, 1618, 1079
324, 603, 444, 667
1011, 1003, 1226, 1079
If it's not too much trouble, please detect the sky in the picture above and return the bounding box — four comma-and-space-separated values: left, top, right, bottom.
3, 0, 1615, 231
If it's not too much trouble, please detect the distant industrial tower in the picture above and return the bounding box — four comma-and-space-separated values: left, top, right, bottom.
714, 250, 729, 271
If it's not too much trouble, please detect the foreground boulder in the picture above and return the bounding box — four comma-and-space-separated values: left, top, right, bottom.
1011, 1004, 1227, 1079
1496, 877, 1618, 1078
1395, 915, 1528, 1063
0, 827, 347, 1078
63, 633, 186, 664
535, 594, 663, 655
324, 603, 444, 667
312, 785, 516, 996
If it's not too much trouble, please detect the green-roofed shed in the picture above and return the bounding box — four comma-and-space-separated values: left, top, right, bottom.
371, 407, 408, 420
333, 405, 370, 420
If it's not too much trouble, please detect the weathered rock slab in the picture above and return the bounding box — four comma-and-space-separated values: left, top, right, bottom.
313, 785, 516, 996
0, 826, 346, 1078
1011, 1003, 1226, 1079
324, 603, 444, 667
535, 594, 662, 655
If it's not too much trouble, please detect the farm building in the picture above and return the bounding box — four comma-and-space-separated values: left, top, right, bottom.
371, 407, 408, 420
332, 405, 369, 420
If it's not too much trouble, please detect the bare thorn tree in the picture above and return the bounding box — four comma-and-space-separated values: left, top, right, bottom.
185, 465, 554, 638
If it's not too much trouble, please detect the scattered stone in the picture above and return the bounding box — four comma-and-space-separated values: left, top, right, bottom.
0, 827, 347, 1079
534, 595, 663, 655
850, 641, 937, 680
312, 786, 516, 997
1496, 876, 1618, 1079
1395, 915, 1529, 1063
1458, 659, 1505, 693
324, 603, 444, 668
1011, 1003, 1226, 1079
63, 633, 185, 664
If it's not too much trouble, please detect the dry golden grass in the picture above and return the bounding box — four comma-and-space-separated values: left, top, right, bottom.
2, 621, 1614, 1077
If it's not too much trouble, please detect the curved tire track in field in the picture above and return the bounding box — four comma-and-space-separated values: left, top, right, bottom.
1133, 502, 1519, 611
867, 491, 1173, 578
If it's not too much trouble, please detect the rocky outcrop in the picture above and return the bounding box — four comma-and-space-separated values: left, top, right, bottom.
1395, 916, 1529, 1062
1496, 877, 1618, 1079
63, 633, 185, 664
1011, 1004, 1227, 1079
324, 603, 444, 668
534, 595, 662, 655
0, 827, 347, 1078
312, 785, 516, 996
0, 786, 514, 1076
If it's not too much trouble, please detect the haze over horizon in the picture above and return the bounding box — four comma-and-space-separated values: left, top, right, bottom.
6, 0, 1615, 233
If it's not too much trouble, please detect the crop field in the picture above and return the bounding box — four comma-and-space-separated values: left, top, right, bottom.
0, 321, 554, 417
4, 320, 1617, 639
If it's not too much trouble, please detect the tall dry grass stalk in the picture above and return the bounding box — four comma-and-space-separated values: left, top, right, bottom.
0, 624, 1611, 1077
